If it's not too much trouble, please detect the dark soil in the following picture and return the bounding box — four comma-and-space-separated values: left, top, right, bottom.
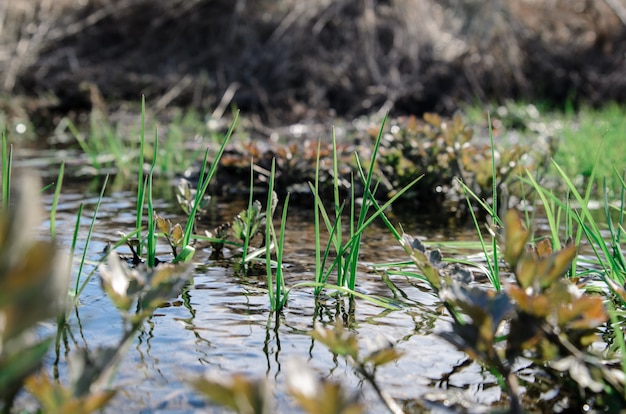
1, 0, 626, 129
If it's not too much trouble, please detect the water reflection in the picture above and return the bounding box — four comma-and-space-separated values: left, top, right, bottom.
40, 181, 502, 413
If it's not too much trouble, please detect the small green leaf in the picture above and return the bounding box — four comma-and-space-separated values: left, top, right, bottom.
172, 245, 195, 263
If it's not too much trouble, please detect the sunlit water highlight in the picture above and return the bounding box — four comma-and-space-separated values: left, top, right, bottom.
33, 181, 506, 413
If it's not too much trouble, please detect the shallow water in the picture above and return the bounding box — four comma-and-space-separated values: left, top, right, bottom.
32, 180, 506, 413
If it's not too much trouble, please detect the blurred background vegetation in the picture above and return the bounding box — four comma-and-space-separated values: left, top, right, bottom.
1, 0, 625, 130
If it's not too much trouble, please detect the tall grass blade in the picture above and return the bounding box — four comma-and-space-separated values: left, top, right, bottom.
488, 113, 500, 287
50, 162, 65, 239
331, 129, 344, 284
146, 128, 159, 267
180, 111, 239, 250
275, 192, 290, 309
265, 160, 277, 309
74, 175, 109, 296
136, 95, 147, 257
241, 161, 255, 273
2, 130, 12, 208
311, 141, 323, 292
342, 114, 387, 290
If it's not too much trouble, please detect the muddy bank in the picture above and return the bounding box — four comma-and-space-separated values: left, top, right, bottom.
1, 0, 626, 128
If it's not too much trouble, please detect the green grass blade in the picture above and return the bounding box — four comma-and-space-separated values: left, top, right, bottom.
524, 170, 561, 250
312, 141, 322, 290
241, 161, 255, 272
182, 111, 239, 247
74, 175, 109, 295
50, 162, 65, 239
276, 192, 290, 309
135, 95, 147, 256
265, 160, 276, 309
2, 130, 12, 209
146, 128, 159, 267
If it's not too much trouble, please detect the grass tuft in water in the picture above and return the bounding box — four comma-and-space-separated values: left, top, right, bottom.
457, 112, 502, 290
309, 115, 422, 297
265, 158, 289, 312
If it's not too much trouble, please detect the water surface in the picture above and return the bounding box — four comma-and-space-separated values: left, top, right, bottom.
36, 179, 503, 413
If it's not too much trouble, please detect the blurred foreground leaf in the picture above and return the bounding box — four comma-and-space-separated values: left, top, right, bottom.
190, 373, 273, 414
0, 176, 70, 407
25, 371, 116, 414
286, 359, 363, 414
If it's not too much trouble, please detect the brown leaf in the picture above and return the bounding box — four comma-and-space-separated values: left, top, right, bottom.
557, 295, 607, 331
537, 243, 577, 289
507, 285, 550, 318
535, 238, 553, 257
504, 210, 530, 268
154, 213, 171, 235
171, 223, 184, 246
423, 112, 442, 128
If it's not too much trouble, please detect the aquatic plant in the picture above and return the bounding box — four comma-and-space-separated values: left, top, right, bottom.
399, 209, 624, 412
310, 322, 404, 414
191, 355, 365, 414
309, 116, 422, 294
154, 212, 185, 257
191, 322, 399, 414
131, 110, 239, 266
378, 112, 547, 217
0, 176, 71, 411
232, 195, 268, 269
264, 159, 289, 312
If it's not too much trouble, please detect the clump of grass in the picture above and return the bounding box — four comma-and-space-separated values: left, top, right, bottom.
309, 115, 422, 296
457, 112, 502, 290
231, 162, 267, 273
132, 103, 239, 265
466, 101, 626, 198
264, 158, 289, 312
554, 102, 626, 196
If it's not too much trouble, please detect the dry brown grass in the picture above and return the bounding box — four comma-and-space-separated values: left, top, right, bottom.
1, 0, 625, 127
